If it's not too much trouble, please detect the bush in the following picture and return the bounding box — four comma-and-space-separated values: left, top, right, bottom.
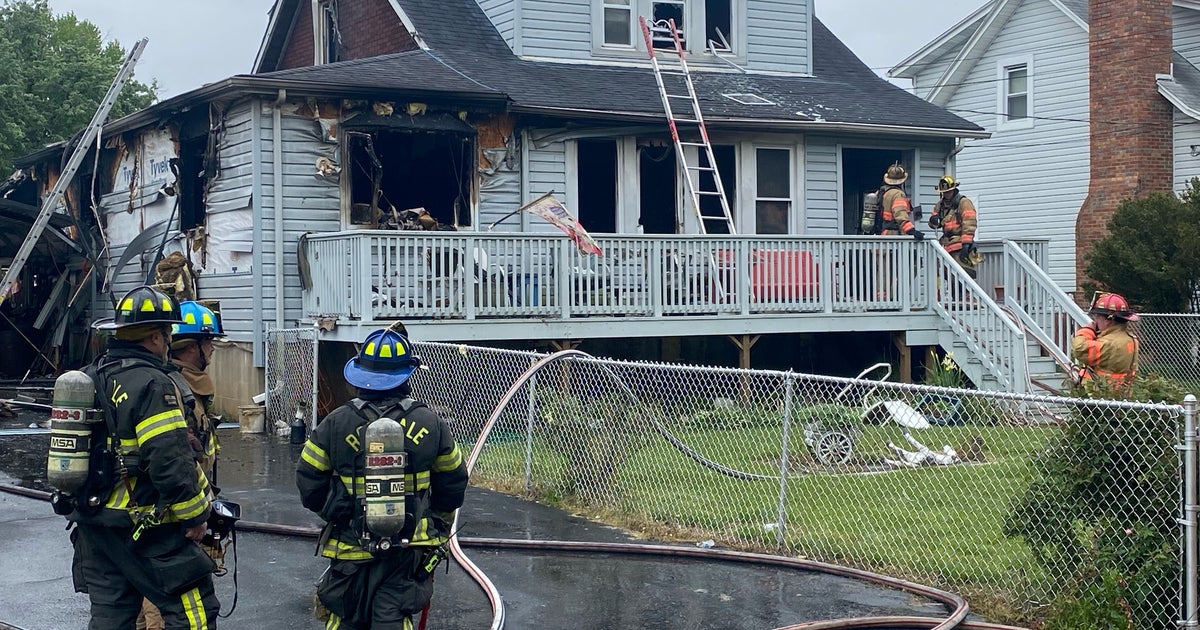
1003, 374, 1184, 628
1083, 183, 1200, 312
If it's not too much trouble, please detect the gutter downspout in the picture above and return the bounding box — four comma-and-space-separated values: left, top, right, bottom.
945, 137, 967, 174
252, 101, 265, 368
273, 89, 286, 331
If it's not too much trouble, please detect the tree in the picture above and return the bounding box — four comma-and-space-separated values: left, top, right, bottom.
0, 0, 156, 173
1082, 182, 1200, 312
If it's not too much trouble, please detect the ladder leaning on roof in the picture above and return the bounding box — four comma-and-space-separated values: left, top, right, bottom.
639, 17, 736, 236
0, 38, 148, 308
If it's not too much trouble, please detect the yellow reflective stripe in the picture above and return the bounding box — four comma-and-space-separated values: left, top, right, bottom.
434, 446, 462, 472
181, 586, 208, 629
338, 475, 366, 493
170, 491, 209, 522
104, 478, 133, 509
326, 613, 342, 630
301, 441, 331, 471
136, 410, 187, 445
118, 438, 139, 454
321, 537, 374, 560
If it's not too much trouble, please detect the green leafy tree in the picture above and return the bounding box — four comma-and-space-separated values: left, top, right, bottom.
0, 0, 156, 173
1082, 182, 1200, 312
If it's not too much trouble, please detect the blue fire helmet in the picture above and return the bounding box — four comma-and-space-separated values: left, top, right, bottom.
344, 329, 423, 391
173, 301, 224, 340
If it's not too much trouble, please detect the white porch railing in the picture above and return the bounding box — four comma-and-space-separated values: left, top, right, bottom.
926, 243, 1029, 393
301, 231, 944, 321
999, 240, 1089, 366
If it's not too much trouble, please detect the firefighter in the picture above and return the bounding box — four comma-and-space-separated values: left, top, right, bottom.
879, 163, 924, 241
874, 163, 924, 300
1071, 292, 1140, 387
297, 328, 469, 629
929, 175, 982, 278
67, 285, 218, 628
168, 301, 223, 479
137, 301, 225, 630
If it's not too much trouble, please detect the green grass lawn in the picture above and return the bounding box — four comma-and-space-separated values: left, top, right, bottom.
471, 422, 1058, 619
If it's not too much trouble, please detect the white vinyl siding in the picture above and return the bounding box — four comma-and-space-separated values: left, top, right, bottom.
802, 137, 839, 234
524, 0, 593, 59
524, 136, 569, 233
945, 0, 1088, 291
746, 0, 809, 73
1174, 109, 1200, 193
477, 0, 518, 48
1174, 5, 1200, 71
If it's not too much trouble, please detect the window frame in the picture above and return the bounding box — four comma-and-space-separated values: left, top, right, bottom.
996, 55, 1035, 131
751, 145, 795, 235
591, 0, 745, 59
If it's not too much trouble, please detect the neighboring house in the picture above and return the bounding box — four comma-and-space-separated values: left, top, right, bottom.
890, 0, 1193, 295
13, 0, 1089, 418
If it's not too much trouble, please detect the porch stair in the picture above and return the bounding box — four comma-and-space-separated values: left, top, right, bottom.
929, 239, 1087, 395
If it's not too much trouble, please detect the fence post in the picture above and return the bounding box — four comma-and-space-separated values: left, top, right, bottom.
310, 329, 319, 428
1184, 394, 1198, 627
776, 372, 794, 551
525, 369, 537, 493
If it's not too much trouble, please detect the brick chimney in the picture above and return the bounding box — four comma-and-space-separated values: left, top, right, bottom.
1075, 0, 1173, 296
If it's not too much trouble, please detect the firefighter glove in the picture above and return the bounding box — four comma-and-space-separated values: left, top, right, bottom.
960, 242, 976, 258
928, 214, 940, 230
1075, 326, 1097, 341
908, 229, 924, 241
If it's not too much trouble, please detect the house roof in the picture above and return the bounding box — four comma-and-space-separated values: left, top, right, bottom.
1159, 52, 1200, 121
248, 0, 985, 136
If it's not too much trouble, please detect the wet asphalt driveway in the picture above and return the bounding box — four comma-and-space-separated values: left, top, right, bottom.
0, 417, 964, 629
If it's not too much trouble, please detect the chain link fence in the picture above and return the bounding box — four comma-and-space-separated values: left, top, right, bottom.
264, 327, 318, 434
405, 341, 1195, 627
1136, 314, 1200, 388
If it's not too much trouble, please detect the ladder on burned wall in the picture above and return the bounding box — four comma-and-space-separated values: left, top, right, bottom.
0, 39, 146, 377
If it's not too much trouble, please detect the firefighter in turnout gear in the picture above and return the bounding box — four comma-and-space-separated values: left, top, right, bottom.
168, 301, 223, 479
880, 163, 924, 240
1071, 292, 1140, 388
61, 286, 218, 628
929, 176, 982, 278
297, 327, 468, 629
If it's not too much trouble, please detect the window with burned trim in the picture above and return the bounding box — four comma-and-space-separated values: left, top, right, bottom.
345, 129, 474, 229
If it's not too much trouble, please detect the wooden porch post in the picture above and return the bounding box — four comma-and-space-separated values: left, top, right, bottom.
891, 333, 912, 384
728, 334, 761, 370
549, 339, 581, 352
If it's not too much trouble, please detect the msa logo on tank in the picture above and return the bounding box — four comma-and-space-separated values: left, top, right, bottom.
362, 415, 414, 553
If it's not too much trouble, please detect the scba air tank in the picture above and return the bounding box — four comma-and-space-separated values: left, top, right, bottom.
860, 191, 879, 235
363, 416, 411, 542
46, 370, 100, 494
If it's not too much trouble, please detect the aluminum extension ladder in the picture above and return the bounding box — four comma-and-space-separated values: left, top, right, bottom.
639, 17, 736, 236
0, 38, 148, 308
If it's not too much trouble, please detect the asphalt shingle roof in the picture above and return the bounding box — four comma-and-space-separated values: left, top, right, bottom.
260, 0, 982, 133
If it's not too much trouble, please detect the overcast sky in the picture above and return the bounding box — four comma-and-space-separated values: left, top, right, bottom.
47, 1, 982, 100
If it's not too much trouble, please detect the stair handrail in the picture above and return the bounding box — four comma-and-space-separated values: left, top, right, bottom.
927, 242, 1028, 393
1001, 240, 1089, 362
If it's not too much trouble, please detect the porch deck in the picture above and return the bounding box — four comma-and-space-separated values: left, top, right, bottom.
301, 231, 1037, 330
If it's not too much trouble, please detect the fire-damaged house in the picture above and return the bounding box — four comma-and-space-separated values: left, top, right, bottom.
9, 0, 1091, 420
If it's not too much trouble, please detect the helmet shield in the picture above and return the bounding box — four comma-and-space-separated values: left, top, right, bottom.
344, 329, 423, 391
96, 286, 182, 330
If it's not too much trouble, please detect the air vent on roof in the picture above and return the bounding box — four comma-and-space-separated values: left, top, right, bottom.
722, 93, 775, 106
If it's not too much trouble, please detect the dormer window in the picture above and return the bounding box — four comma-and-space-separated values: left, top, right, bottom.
593, 1, 740, 57
603, 0, 633, 46
651, 1, 685, 50
314, 0, 340, 65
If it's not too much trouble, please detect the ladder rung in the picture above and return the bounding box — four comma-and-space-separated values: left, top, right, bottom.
679, 142, 708, 147
695, 191, 726, 196
701, 215, 734, 220
666, 94, 693, 99
687, 166, 715, 171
